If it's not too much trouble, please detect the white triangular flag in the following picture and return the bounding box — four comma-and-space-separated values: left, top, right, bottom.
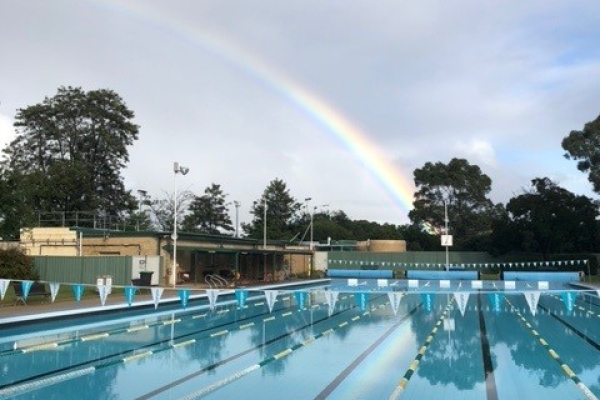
206, 289, 220, 310
264, 290, 279, 313
97, 285, 109, 306
523, 291, 540, 316
453, 292, 470, 316
387, 292, 404, 315
49, 282, 60, 303
0, 279, 9, 300
151, 287, 164, 309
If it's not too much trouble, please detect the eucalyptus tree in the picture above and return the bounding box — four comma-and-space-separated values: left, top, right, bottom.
409, 158, 496, 250
0, 86, 139, 237
562, 114, 600, 192
494, 177, 598, 258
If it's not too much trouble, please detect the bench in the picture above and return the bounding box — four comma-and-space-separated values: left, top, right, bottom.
13, 282, 51, 305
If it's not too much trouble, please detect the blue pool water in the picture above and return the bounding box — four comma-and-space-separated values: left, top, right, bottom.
0, 279, 598, 400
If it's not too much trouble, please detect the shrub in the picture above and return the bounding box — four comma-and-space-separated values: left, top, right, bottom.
0, 248, 39, 280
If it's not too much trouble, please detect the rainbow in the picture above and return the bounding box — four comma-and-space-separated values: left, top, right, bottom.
94, 1, 416, 215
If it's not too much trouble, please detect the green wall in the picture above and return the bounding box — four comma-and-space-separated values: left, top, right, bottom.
33, 256, 133, 285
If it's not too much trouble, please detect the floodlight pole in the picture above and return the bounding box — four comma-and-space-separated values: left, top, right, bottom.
263, 198, 267, 250
172, 162, 189, 287
234, 201, 241, 238
444, 200, 449, 271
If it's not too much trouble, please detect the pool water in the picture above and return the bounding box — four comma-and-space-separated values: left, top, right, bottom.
0, 279, 598, 400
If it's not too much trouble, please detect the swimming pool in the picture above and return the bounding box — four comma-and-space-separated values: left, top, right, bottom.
0, 279, 598, 400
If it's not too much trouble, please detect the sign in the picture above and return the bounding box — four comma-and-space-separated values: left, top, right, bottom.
441, 235, 453, 246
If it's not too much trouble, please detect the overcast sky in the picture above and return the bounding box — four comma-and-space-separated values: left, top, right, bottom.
1, 0, 600, 226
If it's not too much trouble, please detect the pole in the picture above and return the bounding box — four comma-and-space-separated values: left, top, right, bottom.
263, 198, 267, 250
172, 164, 178, 287
444, 200, 449, 271
234, 201, 240, 238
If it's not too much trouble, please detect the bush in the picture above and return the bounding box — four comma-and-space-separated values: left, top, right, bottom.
0, 248, 39, 280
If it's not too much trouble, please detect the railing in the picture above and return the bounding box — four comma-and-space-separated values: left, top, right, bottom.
204, 274, 230, 288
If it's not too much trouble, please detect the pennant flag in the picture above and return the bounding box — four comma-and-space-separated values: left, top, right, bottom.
124, 286, 136, 306
421, 293, 435, 312
97, 285, 109, 306
488, 293, 504, 314
235, 290, 248, 308
0, 279, 10, 300
21, 280, 33, 302
325, 291, 339, 316
387, 292, 404, 315
560, 291, 578, 315
206, 289, 220, 310
294, 291, 307, 309
354, 293, 369, 311
453, 292, 470, 316
523, 291, 540, 315
264, 290, 279, 313
48, 282, 60, 303
596, 290, 600, 298
72, 284, 84, 302
151, 287, 164, 309
178, 289, 191, 309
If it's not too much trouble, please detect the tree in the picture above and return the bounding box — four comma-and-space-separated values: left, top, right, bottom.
182, 183, 234, 234
493, 177, 598, 258
409, 158, 495, 250
0, 86, 139, 238
562, 114, 600, 192
242, 178, 301, 240
146, 190, 194, 232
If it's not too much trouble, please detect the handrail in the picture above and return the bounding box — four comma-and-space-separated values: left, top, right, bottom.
204, 274, 230, 288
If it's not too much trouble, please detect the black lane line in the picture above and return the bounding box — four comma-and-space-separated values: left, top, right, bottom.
311, 304, 421, 400
477, 293, 499, 400
133, 294, 389, 400
538, 304, 600, 352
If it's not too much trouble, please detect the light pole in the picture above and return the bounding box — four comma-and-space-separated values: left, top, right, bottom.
172, 162, 189, 287
233, 201, 241, 238
304, 197, 312, 248
263, 198, 267, 250
441, 200, 452, 271
136, 189, 147, 231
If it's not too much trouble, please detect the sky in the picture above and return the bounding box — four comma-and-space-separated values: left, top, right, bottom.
1, 0, 600, 227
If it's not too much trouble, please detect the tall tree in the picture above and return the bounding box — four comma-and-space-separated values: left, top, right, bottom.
493, 177, 598, 258
409, 158, 495, 250
242, 178, 301, 240
182, 183, 234, 234
562, 114, 600, 192
0, 86, 139, 229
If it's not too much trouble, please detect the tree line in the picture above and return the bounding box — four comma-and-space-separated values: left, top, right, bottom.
1, 86, 599, 259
